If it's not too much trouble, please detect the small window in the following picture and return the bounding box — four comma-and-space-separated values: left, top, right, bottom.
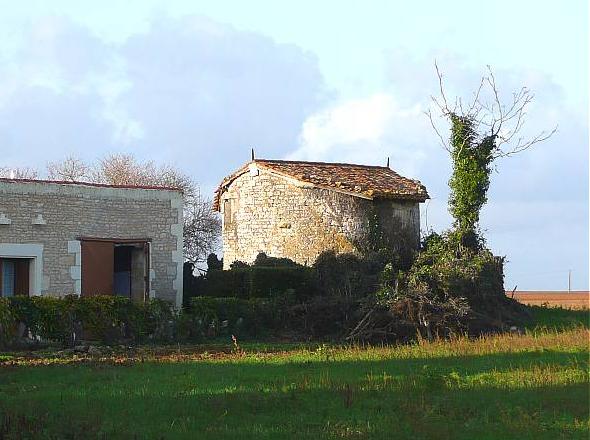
224, 199, 233, 226
0, 258, 30, 297
1, 260, 15, 297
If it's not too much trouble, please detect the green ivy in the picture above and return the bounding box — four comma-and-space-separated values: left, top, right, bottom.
448, 114, 495, 248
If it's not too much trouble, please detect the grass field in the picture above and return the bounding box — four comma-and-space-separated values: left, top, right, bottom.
509, 291, 589, 309
0, 307, 588, 439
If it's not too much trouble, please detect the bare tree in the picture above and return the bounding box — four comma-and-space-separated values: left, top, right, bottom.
47, 156, 90, 181
0, 166, 39, 179
92, 153, 146, 186
46, 153, 220, 264
183, 191, 221, 264
92, 154, 194, 194
427, 62, 557, 159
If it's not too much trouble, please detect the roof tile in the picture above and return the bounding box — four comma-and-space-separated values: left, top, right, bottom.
214, 159, 428, 210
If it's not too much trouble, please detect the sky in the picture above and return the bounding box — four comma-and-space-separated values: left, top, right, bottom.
0, 0, 587, 290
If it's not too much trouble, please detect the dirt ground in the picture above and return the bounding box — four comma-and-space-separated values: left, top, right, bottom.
507, 291, 589, 309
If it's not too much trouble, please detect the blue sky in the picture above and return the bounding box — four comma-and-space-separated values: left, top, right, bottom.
0, 0, 587, 289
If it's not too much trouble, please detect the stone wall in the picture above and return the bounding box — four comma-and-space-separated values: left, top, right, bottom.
220, 169, 420, 269
0, 180, 183, 307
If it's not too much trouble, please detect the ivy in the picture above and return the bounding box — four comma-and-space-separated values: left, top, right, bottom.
448, 114, 495, 248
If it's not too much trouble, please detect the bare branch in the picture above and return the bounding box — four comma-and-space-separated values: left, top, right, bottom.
493, 125, 558, 158
434, 60, 452, 114
183, 190, 221, 264
425, 108, 450, 152
47, 156, 90, 181
0, 166, 38, 179
428, 62, 555, 160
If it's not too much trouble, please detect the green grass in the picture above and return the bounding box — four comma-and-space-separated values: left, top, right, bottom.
0, 308, 588, 439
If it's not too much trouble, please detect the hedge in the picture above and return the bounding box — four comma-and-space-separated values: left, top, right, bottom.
197, 266, 317, 300
0, 295, 289, 348
0, 295, 175, 347
187, 296, 282, 337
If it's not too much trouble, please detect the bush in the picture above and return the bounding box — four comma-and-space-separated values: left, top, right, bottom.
313, 251, 383, 297
0, 298, 16, 348
248, 266, 316, 299
195, 266, 316, 301
188, 296, 280, 337
286, 295, 360, 339
201, 269, 249, 298
253, 252, 298, 267
1, 294, 296, 348
0, 295, 176, 347
348, 231, 529, 342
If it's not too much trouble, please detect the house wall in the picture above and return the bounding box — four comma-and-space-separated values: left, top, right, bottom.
220, 169, 420, 269
0, 181, 183, 307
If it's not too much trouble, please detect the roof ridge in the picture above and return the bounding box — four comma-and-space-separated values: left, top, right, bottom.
254, 159, 389, 169
0, 177, 183, 192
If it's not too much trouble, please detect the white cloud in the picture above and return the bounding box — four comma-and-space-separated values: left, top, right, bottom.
298, 94, 395, 149
289, 93, 432, 177
0, 15, 329, 184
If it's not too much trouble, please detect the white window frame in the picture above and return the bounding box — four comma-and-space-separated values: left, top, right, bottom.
0, 244, 44, 296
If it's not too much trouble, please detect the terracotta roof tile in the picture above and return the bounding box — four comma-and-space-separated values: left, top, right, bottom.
213, 159, 428, 210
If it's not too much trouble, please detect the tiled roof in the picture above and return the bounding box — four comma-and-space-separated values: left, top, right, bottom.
213, 159, 429, 210
0, 177, 183, 192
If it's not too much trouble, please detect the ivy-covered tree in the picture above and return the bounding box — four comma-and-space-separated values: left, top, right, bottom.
428, 64, 556, 248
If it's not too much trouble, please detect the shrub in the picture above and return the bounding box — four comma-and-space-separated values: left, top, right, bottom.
286, 295, 360, 339
196, 265, 316, 300
1, 295, 176, 347
0, 298, 16, 348
201, 269, 249, 298
188, 296, 279, 337
348, 231, 529, 342
253, 252, 297, 267
206, 253, 223, 270
313, 251, 382, 297
248, 266, 316, 299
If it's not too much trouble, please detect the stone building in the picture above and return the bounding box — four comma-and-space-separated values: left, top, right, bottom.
0, 178, 183, 307
214, 159, 429, 269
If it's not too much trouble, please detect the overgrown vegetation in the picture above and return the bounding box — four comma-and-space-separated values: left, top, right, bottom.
185, 254, 316, 303
345, 67, 558, 341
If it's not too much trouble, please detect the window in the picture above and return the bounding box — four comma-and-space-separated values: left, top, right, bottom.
1, 260, 15, 297
223, 199, 233, 226
0, 258, 30, 297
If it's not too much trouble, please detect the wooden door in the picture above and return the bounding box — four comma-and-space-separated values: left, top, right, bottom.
81, 241, 114, 296
143, 242, 150, 301
14, 259, 30, 296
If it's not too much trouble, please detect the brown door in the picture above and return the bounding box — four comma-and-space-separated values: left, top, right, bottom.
143, 242, 150, 302
81, 241, 114, 296
14, 259, 30, 296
